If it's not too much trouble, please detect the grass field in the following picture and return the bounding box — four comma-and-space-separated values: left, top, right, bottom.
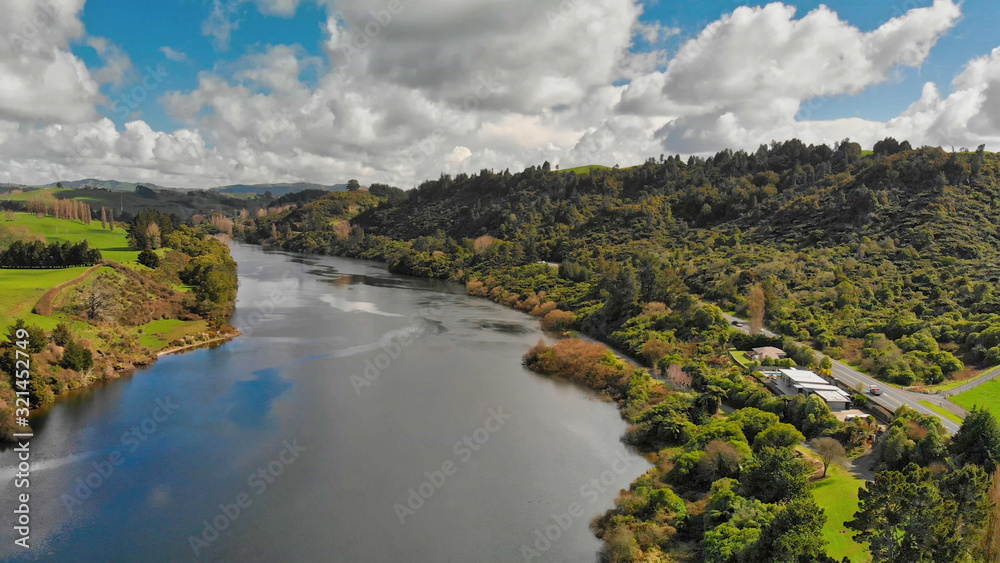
0, 268, 89, 329
730, 350, 752, 368
2, 188, 67, 202
952, 380, 1000, 420
4, 212, 138, 263
1, 213, 140, 330
811, 464, 870, 562
918, 400, 964, 423
559, 164, 612, 175
138, 319, 209, 349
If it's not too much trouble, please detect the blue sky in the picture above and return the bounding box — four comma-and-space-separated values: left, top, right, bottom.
73, 0, 995, 133
2, 0, 997, 188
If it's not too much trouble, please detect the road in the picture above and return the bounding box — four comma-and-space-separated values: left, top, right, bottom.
721, 312, 962, 434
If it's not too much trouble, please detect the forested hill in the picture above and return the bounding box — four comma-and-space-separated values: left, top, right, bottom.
240, 139, 1000, 388
361, 141, 999, 266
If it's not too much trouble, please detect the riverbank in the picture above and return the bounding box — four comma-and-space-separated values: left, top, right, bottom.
157, 330, 241, 357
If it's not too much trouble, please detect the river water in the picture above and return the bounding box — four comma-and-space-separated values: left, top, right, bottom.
0, 244, 649, 562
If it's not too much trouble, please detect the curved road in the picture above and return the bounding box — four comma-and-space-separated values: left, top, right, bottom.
721, 312, 962, 434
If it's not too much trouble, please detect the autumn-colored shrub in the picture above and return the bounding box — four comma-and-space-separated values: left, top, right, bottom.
541, 309, 575, 331
466, 280, 488, 296
530, 301, 558, 317
523, 338, 631, 396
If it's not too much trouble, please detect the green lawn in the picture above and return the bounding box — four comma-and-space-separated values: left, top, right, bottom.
2, 188, 67, 202
0, 268, 90, 329
5, 212, 137, 263
1, 213, 136, 329
137, 319, 209, 350
811, 464, 870, 562
918, 400, 964, 423
730, 350, 752, 368
558, 164, 612, 175
952, 380, 1000, 421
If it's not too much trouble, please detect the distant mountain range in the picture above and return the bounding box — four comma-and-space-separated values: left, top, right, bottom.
2, 179, 348, 196
210, 182, 348, 196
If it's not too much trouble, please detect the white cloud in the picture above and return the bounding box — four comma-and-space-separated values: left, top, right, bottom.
3, 0, 1000, 191
88, 37, 133, 85
160, 46, 188, 62
0, 0, 101, 124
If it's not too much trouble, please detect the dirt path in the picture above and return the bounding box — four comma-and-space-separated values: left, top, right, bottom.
33, 264, 103, 315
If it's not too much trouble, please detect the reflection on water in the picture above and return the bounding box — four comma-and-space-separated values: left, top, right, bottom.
0, 244, 649, 562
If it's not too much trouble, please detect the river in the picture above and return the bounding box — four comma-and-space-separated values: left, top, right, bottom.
0, 243, 649, 562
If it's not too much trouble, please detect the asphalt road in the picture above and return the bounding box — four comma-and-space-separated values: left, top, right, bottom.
721, 312, 962, 434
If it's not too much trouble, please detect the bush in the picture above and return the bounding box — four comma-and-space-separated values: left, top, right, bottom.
61, 340, 93, 372
138, 249, 160, 268
51, 322, 73, 347
541, 309, 575, 331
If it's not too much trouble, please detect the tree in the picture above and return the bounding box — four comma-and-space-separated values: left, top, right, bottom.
978, 467, 1000, 563
346, 179, 361, 192
951, 407, 1000, 469
739, 446, 812, 503
138, 249, 160, 268
146, 222, 162, 249
849, 463, 989, 563
810, 437, 847, 478
730, 408, 780, 443
61, 340, 93, 371
753, 423, 805, 451
751, 497, 829, 562
82, 272, 119, 322
5, 319, 46, 353
51, 322, 73, 347
748, 283, 765, 335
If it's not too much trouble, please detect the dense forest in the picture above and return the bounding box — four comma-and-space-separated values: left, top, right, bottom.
241, 140, 1000, 387
230, 138, 1000, 562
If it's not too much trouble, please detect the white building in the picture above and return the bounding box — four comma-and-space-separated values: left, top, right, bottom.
777, 369, 853, 411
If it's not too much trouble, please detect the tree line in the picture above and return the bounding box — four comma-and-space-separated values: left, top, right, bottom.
0, 240, 102, 268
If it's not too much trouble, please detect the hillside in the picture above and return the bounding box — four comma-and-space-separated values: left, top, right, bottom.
211, 182, 348, 196
245, 140, 1000, 388
2, 185, 254, 220
230, 139, 1000, 562
0, 211, 238, 440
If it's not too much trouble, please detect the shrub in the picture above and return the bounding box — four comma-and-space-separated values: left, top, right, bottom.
541, 309, 575, 331
138, 249, 160, 268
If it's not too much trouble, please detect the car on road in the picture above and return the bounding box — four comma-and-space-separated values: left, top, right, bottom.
869, 385, 882, 396
731, 320, 743, 326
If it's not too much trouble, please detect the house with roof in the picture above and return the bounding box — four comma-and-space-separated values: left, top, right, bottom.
749, 346, 788, 362
775, 368, 852, 411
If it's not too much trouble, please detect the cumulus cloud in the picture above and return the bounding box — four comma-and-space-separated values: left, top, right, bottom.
619, 0, 962, 152
88, 37, 133, 85
2, 0, 1000, 190
0, 0, 101, 124
160, 46, 189, 62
